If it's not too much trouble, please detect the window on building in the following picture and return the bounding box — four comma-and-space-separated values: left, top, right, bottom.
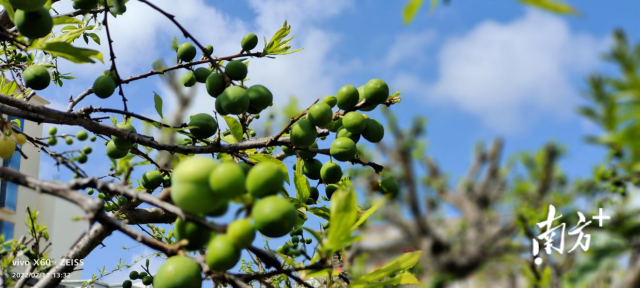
0, 116, 23, 212
0, 220, 14, 240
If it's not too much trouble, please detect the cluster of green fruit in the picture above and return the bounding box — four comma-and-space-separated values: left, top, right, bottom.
46, 127, 95, 164
123, 269, 152, 288
276, 228, 313, 257
285, 79, 388, 164
104, 122, 137, 159
0, 129, 27, 159
11, 0, 53, 39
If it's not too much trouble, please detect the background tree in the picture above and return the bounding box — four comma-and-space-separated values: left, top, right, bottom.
344, 30, 640, 288
0, 1, 420, 288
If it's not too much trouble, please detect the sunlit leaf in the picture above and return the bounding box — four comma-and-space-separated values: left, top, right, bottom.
519, 0, 578, 15
294, 158, 311, 203
351, 251, 423, 285
222, 115, 243, 143
326, 188, 357, 252
153, 92, 163, 119
402, 0, 424, 25
36, 42, 103, 64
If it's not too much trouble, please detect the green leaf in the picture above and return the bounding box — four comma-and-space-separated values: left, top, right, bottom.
153, 92, 163, 119
519, 0, 578, 15
326, 188, 357, 252
222, 116, 243, 143
353, 196, 388, 229
53, 16, 83, 25
294, 158, 311, 203
308, 206, 330, 220
352, 272, 421, 288
86, 33, 101, 45
262, 21, 303, 56
37, 42, 103, 64
171, 36, 178, 52
351, 251, 423, 285
248, 154, 289, 184
403, 0, 424, 25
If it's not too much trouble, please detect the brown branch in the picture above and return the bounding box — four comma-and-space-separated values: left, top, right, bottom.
102, 1, 128, 112
266, 99, 319, 146
64, 51, 263, 112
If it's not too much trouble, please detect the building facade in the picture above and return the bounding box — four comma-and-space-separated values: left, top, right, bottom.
0, 96, 86, 282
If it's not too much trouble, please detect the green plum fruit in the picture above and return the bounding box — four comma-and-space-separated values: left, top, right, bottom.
206, 73, 226, 97
356, 85, 376, 111
171, 157, 219, 214
188, 113, 217, 139
325, 184, 339, 199
379, 175, 399, 197
23, 65, 50, 90
9, 0, 46, 11
153, 256, 202, 288
174, 217, 212, 251
181, 72, 196, 87
303, 158, 322, 180
363, 79, 389, 105
206, 235, 240, 271
320, 162, 342, 184
246, 85, 273, 112
206, 201, 229, 217
362, 118, 384, 143
76, 153, 88, 164
225, 61, 247, 81
203, 45, 214, 56
328, 118, 342, 132
194, 67, 211, 83
72, 0, 98, 10
330, 138, 357, 161
342, 112, 366, 134
47, 137, 57, 146
322, 95, 337, 108
241, 33, 258, 51
215, 97, 228, 115
336, 85, 359, 110
14, 8, 52, 39
246, 162, 285, 198
92, 75, 117, 99
177, 42, 196, 62
307, 187, 319, 204
219, 86, 249, 115
281, 145, 295, 156
106, 140, 128, 159
227, 218, 255, 249
307, 102, 333, 127
209, 162, 246, 198
297, 142, 317, 160
76, 130, 88, 141
48, 126, 57, 135
251, 196, 297, 238
141, 170, 163, 190
290, 119, 317, 148
336, 127, 360, 143
112, 122, 136, 149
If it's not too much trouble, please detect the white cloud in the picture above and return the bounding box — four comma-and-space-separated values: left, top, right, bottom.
402, 10, 608, 132
49, 0, 355, 126
385, 30, 436, 67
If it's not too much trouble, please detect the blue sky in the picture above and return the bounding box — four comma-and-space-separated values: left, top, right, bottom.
32, 0, 640, 283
